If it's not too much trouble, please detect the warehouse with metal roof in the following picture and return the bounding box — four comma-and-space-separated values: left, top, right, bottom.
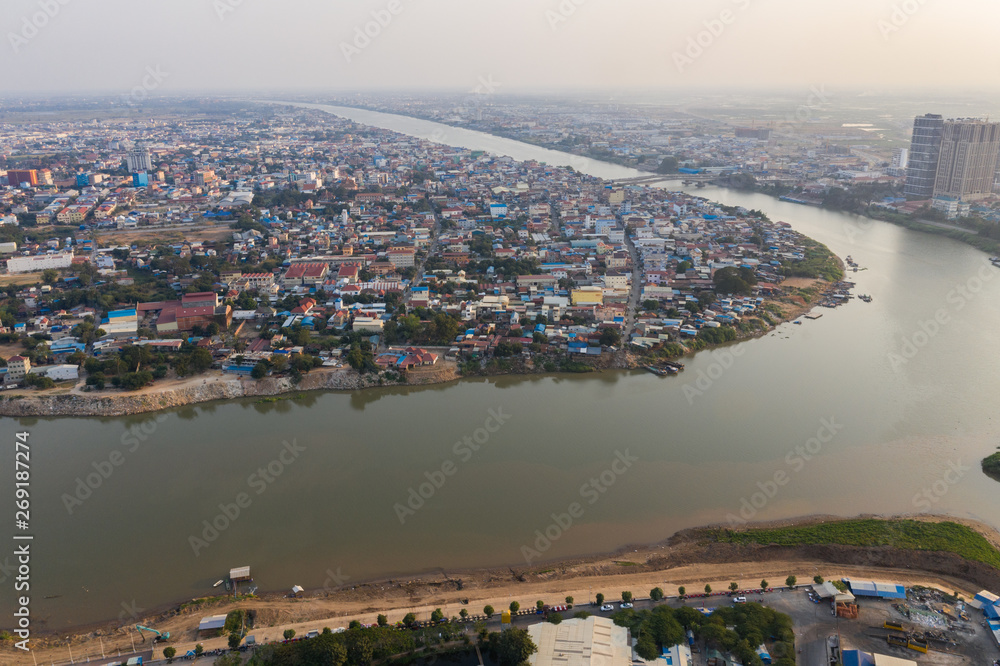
845, 579, 906, 599
527, 616, 631, 666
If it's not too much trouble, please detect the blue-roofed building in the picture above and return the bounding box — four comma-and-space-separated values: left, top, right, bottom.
845, 579, 907, 600
971, 589, 999, 609
100, 308, 138, 337
841, 650, 876, 666
988, 619, 1000, 648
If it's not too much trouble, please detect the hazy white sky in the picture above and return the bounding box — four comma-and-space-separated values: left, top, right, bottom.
2, 0, 997, 94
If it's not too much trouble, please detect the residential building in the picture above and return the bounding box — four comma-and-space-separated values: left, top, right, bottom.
904, 114, 944, 199
386, 248, 416, 268
933, 118, 1000, 201
5, 355, 30, 383
127, 144, 153, 172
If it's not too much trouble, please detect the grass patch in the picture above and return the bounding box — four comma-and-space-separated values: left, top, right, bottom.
780, 239, 844, 282
711, 519, 1000, 569
614, 561, 638, 567
983, 452, 1000, 482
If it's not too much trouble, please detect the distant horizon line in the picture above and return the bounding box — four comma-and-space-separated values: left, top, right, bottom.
3, 85, 1000, 100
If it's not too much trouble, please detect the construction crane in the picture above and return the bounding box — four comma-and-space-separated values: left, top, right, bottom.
135, 625, 170, 642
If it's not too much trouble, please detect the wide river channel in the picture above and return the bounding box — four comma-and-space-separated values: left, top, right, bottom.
5, 103, 1000, 630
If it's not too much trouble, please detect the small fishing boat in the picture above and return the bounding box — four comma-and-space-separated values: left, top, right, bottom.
213, 579, 224, 587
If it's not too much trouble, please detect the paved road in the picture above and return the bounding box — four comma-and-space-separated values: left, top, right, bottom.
623, 227, 642, 338
404, 203, 441, 306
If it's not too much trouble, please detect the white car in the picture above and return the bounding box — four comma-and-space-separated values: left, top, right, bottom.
620, 603, 633, 609
600, 604, 614, 611
733, 596, 747, 604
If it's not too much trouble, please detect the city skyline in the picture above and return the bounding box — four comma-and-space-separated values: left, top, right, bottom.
4, 0, 1000, 94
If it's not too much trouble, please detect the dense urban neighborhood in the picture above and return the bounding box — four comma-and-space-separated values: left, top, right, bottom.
0, 104, 842, 403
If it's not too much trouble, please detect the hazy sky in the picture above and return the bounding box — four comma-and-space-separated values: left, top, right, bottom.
2, 0, 998, 95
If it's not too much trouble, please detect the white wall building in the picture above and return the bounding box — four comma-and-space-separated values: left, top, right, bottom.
43, 365, 79, 381
6, 251, 75, 273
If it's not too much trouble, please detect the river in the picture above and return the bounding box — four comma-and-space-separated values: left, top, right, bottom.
6, 103, 1000, 631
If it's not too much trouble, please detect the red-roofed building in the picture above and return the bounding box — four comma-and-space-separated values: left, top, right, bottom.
282, 263, 329, 287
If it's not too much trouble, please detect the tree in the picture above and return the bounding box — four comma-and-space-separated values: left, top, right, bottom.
621, 591, 633, 603
599, 327, 621, 347
377, 614, 388, 627
349, 620, 361, 630
595, 593, 604, 606
678, 586, 686, 597
250, 361, 269, 379
656, 156, 679, 174
536, 600, 544, 611
642, 299, 659, 311
785, 575, 797, 588
460, 609, 469, 619
813, 575, 824, 584
565, 596, 574, 606
193, 644, 204, 656
228, 631, 242, 649
270, 354, 289, 373
494, 627, 537, 666
650, 587, 664, 601
283, 629, 296, 640
713, 265, 757, 296
189, 347, 213, 374
162, 646, 176, 662
548, 613, 563, 625
431, 608, 445, 623
509, 601, 520, 613
484, 605, 495, 618
729, 582, 739, 592
346, 628, 374, 666
403, 612, 417, 627
704, 584, 712, 594
760, 579, 769, 589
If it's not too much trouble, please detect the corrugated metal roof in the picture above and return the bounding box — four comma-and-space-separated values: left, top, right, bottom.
199, 614, 227, 631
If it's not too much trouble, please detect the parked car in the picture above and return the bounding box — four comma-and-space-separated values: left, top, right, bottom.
733, 596, 747, 604
620, 603, 633, 609
600, 604, 614, 611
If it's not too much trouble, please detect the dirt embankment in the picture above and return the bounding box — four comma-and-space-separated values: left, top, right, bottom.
0, 367, 408, 418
